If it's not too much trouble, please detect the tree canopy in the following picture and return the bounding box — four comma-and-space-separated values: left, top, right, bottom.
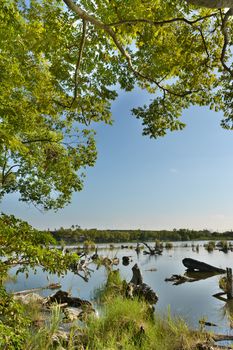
1, 0, 233, 208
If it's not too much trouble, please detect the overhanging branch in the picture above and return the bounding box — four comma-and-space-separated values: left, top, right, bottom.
187, 0, 233, 8
108, 13, 218, 27
70, 19, 87, 107
62, 0, 200, 98
220, 8, 233, 76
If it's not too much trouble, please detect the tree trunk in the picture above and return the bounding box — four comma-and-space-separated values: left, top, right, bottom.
182, 258, 226, 273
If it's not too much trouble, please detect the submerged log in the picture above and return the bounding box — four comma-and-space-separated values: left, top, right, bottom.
182, 258, 226, 273
165, 274, 194, 285
122, 256, 131, 266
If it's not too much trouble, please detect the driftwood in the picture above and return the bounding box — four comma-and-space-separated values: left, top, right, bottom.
143, 242, 162, 255
213, 334, 233, 342
165, 274, 194, 285
13, 283, 61, 295
126, 264, 158, 304
197, 343, 232, 350
183, 258, 226, 274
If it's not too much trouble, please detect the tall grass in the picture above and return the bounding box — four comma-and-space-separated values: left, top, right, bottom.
23, 270, 209, 350
84, 296, 206, 350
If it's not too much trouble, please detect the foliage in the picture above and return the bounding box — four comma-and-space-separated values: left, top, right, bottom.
52, 226, 233, 243
0, 214, 79, 348
0, 0, 98, 210
0, 213, 78, 282
165, 242, 173, 249
1, 1, 233, 211
217, 240, 229, 251
83, 239, 96, 250
204, 241, 215, 252
219, 276, 227, 292
0, 286, 30, 350
25, 305, 66, 350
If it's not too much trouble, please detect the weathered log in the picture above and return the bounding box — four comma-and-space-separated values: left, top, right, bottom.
47, 290, 92, 308
183, 258, 226, 273
165, 274, 194, 285
13, 283, 61, 295
213, 334, 233, 342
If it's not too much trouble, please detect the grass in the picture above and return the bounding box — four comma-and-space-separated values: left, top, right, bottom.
204, 241, 215, 252
21, 270, 210, 350
83, 296, 207, 350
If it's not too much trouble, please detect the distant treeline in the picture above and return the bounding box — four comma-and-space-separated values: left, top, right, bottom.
51, 227, 233, 244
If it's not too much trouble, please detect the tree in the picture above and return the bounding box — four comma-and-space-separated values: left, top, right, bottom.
0, 1, 233, 345
1, 0, 233, 210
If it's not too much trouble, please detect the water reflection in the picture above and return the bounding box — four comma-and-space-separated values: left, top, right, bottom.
5, 241, 233, 335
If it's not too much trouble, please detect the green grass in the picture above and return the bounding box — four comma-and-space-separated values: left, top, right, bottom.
83, 296, 206, 350
22, 270, 210, 350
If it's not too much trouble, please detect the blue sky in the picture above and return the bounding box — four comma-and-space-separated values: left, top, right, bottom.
2, 88, 233, 232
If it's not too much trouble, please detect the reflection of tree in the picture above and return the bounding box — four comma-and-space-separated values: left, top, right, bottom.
140, 254, 158, 267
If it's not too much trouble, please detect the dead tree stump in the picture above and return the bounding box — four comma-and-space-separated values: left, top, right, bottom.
130, 264, 143, 285
127, 264, 158, 304
226, 267, 233, 299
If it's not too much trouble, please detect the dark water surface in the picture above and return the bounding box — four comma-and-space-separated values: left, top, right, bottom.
6, 242, 233, 336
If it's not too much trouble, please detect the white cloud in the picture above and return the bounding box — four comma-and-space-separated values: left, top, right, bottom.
169, 168, 178, 174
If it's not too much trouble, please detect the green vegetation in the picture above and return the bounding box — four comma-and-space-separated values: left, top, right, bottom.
165, 242, 173, 249
52, 226, 233, 244
0, 214, 78, 348
1, 0, 233, 348
84, 297, 201, 350
83, 240, 96, 250
217, 240, 229, 252
16, 270, 209, 350
204, 241, 216, 252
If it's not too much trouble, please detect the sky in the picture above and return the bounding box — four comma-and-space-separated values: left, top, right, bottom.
2, 87, 233, 232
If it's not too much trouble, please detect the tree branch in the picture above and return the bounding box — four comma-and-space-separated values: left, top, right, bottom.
196, 26, 211, 67
21, 138, 60, 144
187, 0, 233, 8
62, 0, 199, 98
70, 19, 87, 107
220, 8, 233, 76
4, 164, 20, 179
108, 13, 218, 27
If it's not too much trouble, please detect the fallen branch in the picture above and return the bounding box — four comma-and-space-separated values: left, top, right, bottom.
13, 283, 61, 295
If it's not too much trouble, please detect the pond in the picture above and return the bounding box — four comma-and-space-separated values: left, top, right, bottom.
5, 241, 233, 337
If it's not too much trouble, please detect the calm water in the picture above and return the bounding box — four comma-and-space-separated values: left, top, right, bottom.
6, 242, 233, 336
